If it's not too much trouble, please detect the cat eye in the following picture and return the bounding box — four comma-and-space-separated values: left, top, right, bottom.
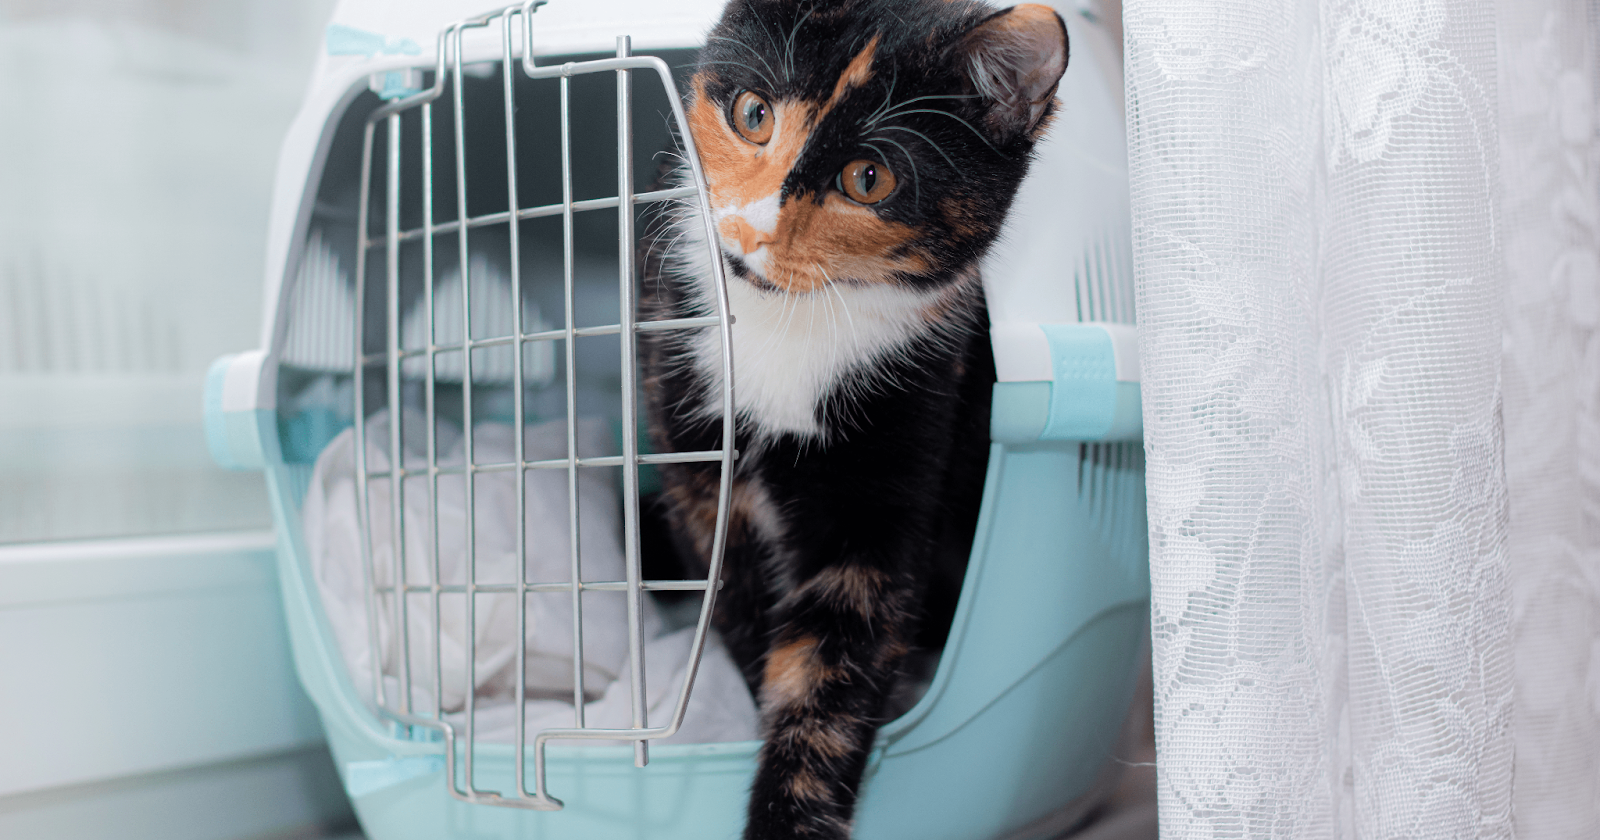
839, 159, 896, 204
731, 91, 774, 144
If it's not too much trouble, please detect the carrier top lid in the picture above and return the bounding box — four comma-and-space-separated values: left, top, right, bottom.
319, 0, 726, 82
261, 1, 1132, 388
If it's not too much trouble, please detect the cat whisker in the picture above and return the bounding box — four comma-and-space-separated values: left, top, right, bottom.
823, 270, 858, 344
875, 125, 964, 177
745, 7, 785, 70
818, 282, 840, 431
705, 35, 782, 90
819, 272, 850, 406
650, 227, 695, 269
821, 268, 867, 425
866, 93, 979, 130
805, 284, 819, 373
864, 65, 899, 127
751, 276, 800, 365
876, 107, 1000, 154
654, 108, 691, 151
783, 3, 819, 81
770, 282, 805, 364
697, 59, 778, 92
652, 145, 690, 169
817, 271, 836, 340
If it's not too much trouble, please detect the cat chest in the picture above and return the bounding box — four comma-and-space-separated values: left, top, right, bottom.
685, 275, 945, 440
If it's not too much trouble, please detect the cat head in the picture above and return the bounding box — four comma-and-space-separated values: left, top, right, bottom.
685, 0, 1068, 296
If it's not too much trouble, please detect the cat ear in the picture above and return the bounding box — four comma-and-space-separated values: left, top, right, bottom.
957, 3, 1069, 141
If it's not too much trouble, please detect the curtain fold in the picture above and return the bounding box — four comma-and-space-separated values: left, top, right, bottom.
1498, 1, 1600, 836
1126, 1, 1522, 836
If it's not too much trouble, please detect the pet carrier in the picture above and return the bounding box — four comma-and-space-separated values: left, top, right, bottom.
204, 1, 1148, 838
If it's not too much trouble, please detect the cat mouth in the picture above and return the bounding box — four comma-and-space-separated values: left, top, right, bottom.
723, 251, 787, 294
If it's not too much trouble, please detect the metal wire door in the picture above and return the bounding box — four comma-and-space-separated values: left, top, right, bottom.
346, 1, 734, 810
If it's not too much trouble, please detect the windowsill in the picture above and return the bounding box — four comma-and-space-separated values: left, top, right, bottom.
0, 529, 277, 607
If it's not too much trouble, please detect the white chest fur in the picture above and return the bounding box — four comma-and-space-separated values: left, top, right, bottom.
665, 211, 950, 441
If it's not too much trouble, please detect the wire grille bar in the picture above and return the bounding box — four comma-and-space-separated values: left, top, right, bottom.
559, 47, 586, 746
615, 35, 650, 770
500, 13, 533, 798
448, 14, 485, 797
364, 186, 697, 248
342, 1, 736, 812
374, 580, 722, 595
384, 109, 414, 717
358, 316, 720, 365
358, 449, 732, 481
422, 73, 447, 747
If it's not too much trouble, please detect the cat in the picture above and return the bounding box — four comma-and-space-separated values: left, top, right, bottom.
639, 1, 1068, 836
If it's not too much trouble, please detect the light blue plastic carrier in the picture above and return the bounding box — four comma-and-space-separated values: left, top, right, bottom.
205, 1, 1148, 838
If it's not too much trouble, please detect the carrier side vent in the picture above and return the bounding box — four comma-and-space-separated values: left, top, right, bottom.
398, 255, 555, 385
1073, 225, 1136, 326
1077, 440, 1148, 561
281, 229, 356, 371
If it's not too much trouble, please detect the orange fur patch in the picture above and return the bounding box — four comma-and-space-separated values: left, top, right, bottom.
688, 75, 817, 208
662, 466, 721, 560
780, 716, 857, 760
787, 770, 832, 802
763, 194, 925, 293
940, 196, 983, 238
993, 2, 1059, 34
827, 36, 878, 110
1029, 104, 1059, 141
809, 565, 888, 616
664, 472, 785, 564
762, 636, 838, 711
731, 477, 785, 543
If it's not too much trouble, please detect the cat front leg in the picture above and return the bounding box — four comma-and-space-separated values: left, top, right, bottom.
744, 562, 917, 840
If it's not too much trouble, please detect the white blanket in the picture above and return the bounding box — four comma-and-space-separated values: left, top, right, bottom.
302, 409, 757, 745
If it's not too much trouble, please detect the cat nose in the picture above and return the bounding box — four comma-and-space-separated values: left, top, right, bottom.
723, 216, 777, 255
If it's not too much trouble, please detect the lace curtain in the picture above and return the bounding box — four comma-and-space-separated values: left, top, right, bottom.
1125, 0, 1600, 836
1499, 1, 1600, 836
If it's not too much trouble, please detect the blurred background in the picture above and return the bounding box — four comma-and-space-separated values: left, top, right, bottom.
0, 2, 361, 838
0, 0, 332, 542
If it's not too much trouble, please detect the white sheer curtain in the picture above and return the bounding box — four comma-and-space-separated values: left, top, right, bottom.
1125, 0, 1600, 837
1499, 1, 1600, 836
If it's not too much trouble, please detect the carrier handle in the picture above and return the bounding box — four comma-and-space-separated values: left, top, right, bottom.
990, 322, 1142, 443
204, 350, 272, 471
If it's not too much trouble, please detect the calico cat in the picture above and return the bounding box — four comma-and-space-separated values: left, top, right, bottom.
640, 1, 1068, 836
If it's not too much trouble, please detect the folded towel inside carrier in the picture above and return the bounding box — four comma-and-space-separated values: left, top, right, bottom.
301, 409, 758, 746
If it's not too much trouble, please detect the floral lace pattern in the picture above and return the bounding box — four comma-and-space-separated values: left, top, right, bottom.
1498, 1, 1600, 835
1127, 0, 1516, 836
